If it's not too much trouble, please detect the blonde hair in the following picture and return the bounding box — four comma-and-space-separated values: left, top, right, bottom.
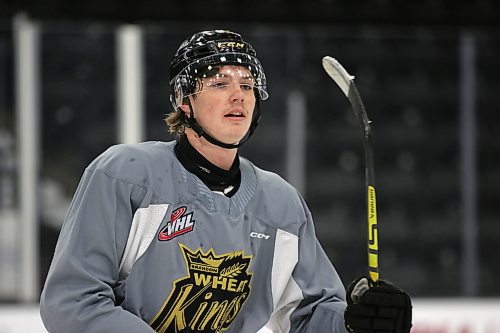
165, 109, 186, 137
165, 75, 206, 136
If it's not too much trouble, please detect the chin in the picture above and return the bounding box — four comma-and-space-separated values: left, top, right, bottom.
231, 133, 248, 144
222, 131, 248, 144
224, 138, 243, 146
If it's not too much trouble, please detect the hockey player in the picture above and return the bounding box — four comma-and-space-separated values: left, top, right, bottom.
40, 29, 412, 333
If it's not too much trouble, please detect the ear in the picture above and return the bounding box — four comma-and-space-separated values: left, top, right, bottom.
179, 103, 190, 117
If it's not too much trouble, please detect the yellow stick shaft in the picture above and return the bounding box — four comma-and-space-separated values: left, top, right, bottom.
368, 185, 379, 282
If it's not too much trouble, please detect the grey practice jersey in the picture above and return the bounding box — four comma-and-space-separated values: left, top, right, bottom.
40, 141, 349, 333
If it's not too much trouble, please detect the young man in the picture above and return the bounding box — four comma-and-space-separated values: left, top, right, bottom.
40, 30, 412, 333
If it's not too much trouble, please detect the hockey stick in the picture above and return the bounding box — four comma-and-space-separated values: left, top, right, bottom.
321, 56, 379, 284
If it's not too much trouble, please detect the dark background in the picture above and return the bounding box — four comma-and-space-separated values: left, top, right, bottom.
1, 0, 500, 26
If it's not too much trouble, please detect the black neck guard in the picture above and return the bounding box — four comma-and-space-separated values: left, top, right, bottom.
174, 135, 241, 197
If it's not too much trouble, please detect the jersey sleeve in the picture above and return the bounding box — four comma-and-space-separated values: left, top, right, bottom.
287, 194, 349, 333
40, 165, 156, 333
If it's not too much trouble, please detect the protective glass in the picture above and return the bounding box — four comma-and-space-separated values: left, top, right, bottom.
171, 52, 268, 110
197, 67, 256, 93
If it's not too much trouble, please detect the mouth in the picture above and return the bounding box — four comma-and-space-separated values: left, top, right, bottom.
224, 110, 245, 118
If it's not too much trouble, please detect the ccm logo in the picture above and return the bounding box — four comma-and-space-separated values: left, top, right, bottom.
250, 232, 270, 240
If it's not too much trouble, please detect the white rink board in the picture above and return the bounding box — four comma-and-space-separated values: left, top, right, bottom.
412, 299, 500, 333
0, 299, 500, 333
0, 305, 46, 333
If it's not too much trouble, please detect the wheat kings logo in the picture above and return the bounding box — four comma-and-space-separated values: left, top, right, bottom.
149, 244, 253, 332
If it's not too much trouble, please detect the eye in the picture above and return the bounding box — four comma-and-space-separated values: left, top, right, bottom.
212, 81, 229, 89
240, 83, 254, 91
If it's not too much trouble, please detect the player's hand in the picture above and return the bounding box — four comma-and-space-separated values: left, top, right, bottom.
344, 277, 412, 333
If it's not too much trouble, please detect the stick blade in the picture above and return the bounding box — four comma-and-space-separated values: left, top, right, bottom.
322, 56, 355, 97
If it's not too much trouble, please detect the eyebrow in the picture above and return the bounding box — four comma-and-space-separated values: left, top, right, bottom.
208, 73, 255, 81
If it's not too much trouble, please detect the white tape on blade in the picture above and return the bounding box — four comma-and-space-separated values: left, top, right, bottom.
322, 56, 355, 97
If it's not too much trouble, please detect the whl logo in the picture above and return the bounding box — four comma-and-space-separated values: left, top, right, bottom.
158, 206, 195, 241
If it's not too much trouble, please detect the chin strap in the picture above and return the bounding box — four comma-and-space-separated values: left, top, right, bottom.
184, 98, 261, 150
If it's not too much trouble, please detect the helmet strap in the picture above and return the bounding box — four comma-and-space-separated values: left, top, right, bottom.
184, 97, 260, 150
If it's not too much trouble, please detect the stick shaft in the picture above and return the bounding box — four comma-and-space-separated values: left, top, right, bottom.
347, 82, 379, 283
322, 56, 379, 282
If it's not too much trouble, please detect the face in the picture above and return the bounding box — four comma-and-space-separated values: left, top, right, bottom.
181, 65, 256, 145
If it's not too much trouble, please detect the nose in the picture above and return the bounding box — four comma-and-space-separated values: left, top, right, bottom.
230, 85, 246, 102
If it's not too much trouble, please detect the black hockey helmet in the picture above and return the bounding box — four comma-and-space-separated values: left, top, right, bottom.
168, 29, 268, 149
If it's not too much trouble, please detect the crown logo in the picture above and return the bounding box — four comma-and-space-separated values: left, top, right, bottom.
181, 244, 224, 274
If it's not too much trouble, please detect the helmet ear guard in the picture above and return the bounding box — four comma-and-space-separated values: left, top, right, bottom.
170, 72, 196, 111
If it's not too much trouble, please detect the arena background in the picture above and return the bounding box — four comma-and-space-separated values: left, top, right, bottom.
0, 0, 499, 331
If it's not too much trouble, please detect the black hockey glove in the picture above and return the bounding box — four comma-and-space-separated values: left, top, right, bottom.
344, 277, 412, 333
